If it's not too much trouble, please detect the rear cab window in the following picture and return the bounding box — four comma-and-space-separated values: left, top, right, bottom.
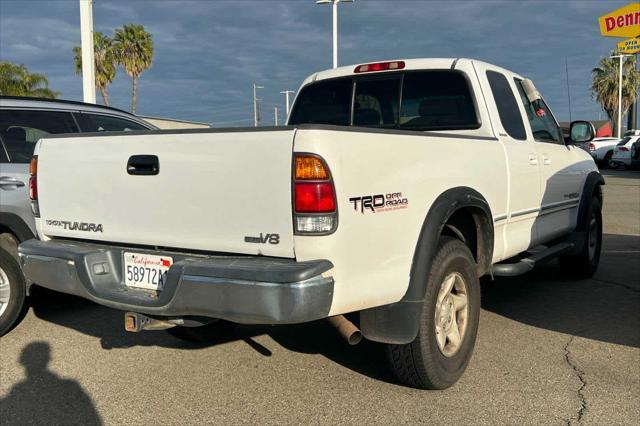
289, 70, 479, 132
0, 109, 78, 163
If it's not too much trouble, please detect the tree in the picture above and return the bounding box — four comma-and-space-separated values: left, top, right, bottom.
113, 24, 154, 113
0, 62, 59, 98
73, 31, 117, 106
592, 50, 640, 134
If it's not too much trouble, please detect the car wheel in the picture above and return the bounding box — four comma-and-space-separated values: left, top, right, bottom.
602, 151, 613, 169
559, 197, 602, 279
0, 248, 28, 337
386, 236, 480, 390
166, 319, 237, 343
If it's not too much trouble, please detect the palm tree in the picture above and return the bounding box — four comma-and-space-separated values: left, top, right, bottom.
113, 24, 154, 113
592, 49, 640, 133
0, 61, 59, 98
73, 31, 117, 106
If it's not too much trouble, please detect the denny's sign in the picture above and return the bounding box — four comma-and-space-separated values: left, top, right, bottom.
599, 2, 640, 38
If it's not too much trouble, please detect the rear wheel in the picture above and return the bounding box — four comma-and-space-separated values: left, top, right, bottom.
559, 196, 602, 279
602, 151, 613, 169
166, 319, 237, 343
0, 248, 28, 337
387, 237, 480, 390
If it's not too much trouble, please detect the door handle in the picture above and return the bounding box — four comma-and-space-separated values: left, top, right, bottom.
542, 155, 551, 165
127, 155, 159, 176
0, 176, 25, 187
528, 154, 538, 166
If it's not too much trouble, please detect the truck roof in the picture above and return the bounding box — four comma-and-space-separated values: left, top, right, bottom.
302, 58, 523, 86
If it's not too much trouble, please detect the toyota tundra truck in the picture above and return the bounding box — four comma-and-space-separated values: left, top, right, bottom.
18, 58, 603, 390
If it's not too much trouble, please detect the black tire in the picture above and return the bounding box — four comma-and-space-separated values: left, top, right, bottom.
559, 197, 602, 279
387, 236, 480, 390
602, 151, 613, 169
0, 248, 28, 337
166, 319, 237, 343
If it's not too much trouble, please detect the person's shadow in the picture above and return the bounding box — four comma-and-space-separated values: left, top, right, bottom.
0, 341, 103, 425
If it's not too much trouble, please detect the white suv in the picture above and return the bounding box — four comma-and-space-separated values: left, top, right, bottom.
611, 135, 640, 168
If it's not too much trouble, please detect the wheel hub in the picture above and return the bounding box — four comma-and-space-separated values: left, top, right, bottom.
0, 266, 10, 318
434, 272, 469, 357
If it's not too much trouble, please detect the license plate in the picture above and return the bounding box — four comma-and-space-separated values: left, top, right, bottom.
124, 252, 173, 291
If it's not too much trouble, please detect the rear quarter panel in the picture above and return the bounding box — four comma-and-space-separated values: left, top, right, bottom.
293, 128, 508, 315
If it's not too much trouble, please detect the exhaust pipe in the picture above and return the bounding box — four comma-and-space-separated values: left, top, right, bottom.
328, 315, 362, 345
124, 312, 179, 332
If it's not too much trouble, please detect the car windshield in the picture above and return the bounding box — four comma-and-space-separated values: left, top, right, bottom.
289, 71, 479, 131
617, 137, 631, 146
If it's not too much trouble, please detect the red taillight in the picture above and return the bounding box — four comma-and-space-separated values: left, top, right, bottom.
619, 146, 629, 151
29, 176, 38, 200
295, 183, 336, 213
29, 155, 38, 200
354, 61, 405, 73
292, 154, 337, 234
29, 155, 39, 217
588, 143, 596, 151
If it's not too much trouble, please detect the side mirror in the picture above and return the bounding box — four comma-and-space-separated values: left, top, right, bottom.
569, 120, 595, 144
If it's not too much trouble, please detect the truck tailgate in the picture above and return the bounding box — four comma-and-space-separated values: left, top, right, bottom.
36, 129, 296, 257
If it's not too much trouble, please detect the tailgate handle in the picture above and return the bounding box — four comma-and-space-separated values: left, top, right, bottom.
127, 155, 159, 175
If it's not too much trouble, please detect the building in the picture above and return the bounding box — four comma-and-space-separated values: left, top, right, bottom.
139, 115, 211, 129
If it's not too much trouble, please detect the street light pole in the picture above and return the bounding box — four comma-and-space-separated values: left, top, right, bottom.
611, 54, 633, 138
253, 83, 263, 127
280, 90, 295, 116
316, 0, 353, 69
79, 0, 96, 104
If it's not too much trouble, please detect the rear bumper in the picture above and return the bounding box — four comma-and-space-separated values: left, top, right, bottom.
19, 239, 334, 324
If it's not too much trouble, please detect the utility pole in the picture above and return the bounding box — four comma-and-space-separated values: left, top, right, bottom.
611, 54, 633, 138
316, 0, 353, 69
280, 90, 295, 116
565, 56, 572, 123
274, 107, 278, 126
79, 0, 96, 104
628, 53, 638, 131
253, 84, 263, 127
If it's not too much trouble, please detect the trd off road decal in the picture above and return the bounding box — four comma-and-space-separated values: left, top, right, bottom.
46, 219, 103, 233
349, 192, 409, 214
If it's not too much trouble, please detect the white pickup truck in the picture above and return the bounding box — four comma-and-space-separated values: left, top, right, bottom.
18, 58, 603, 390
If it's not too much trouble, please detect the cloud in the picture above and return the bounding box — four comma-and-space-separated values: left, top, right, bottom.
0, 0, 631, 124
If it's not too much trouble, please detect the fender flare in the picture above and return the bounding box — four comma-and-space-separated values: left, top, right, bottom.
0, 212, 35, 242
576, 171, 604, 232
360, 187, 494, 344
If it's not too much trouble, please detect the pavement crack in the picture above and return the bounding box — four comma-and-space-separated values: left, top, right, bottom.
591, 277, 640, 293
564, 335, 587, 426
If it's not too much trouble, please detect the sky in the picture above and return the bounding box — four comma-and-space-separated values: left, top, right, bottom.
0, 0, 633, 126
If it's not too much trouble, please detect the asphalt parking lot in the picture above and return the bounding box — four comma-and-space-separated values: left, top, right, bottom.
0, 170, 638, 425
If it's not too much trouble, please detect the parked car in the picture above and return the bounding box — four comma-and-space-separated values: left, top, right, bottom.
18, 59, 602, 390
580, 137, 620, 167
610, 135, 640, 168
0, 96, 155, 336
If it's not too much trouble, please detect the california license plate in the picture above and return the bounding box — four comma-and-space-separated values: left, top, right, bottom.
124, 252, 173, 291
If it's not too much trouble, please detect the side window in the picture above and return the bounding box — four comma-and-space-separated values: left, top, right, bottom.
514, 80, 563, 144
77, 114, 149, 132
0, 110, 78, 163
288, 79, 352, 126
353, 78, 400, 127
486, 71, 526, 140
